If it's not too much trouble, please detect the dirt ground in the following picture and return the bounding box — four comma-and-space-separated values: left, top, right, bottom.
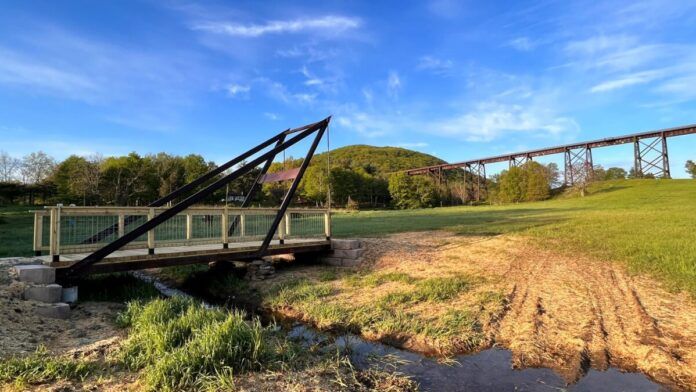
0, 259, 416, 392
0, 259, 125, 359
351, 232, 696, 391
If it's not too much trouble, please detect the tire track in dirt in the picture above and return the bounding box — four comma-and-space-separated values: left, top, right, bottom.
361, 232, 696, 391
468, 235, 696, 391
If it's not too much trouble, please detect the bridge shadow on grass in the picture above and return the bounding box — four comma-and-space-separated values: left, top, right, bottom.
333, 207, 578, 238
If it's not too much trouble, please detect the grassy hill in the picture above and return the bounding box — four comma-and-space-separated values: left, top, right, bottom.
310, 144, 446, 175
333, 179, 696, 295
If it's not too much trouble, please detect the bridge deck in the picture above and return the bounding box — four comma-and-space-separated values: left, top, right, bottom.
42, 238, 330, 275
33, 206, 332, 276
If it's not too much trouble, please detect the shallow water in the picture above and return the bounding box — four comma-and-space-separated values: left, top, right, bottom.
290, 324, 663, 392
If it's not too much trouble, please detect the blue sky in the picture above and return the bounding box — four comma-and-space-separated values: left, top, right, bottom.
1, 0, 696, 177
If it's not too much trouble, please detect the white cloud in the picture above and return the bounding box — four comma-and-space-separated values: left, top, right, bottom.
589, 70, 664, 93
361, 87, 373, 104
0, 27, 210, 132
655, 74, 696, 100
335, 111, 397, 138
387, 71, 401, 97
565, 34, 637, 56
508, 37, 535, 51
264, 112, 280, 120
564, 35, 671, 71
253, 77, 316, 104
427, 0, 465, 18
226, 83, 250, 97
193, 15, 361, 38
301, 66, 323, 86
434, 102, 579, 142
417, 56, 453, 74
0, 48, 99, 100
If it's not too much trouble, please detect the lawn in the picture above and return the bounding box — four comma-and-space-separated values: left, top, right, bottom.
2, 179, 695, 294
0, 205, 35, 258
333, 179, 696, 295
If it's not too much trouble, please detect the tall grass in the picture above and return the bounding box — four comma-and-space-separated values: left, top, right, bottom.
264, 272, 496, 353
116, 297, 296, 391
0, 346, 93, 386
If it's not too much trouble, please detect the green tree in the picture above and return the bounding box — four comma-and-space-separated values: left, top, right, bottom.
523, 161, 550, 201
686, 160, 696, 179
100, 153, 157, 205
604, 167, 627, 180
498, 166, 525, 203
52, 155, 92, 204
388, 172, 437, 209
329, 167, 363, 206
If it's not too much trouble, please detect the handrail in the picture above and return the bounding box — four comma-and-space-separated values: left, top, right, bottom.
34, 206, 330, 258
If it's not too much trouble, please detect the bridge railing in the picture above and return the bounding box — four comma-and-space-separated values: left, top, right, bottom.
33, 206, 331, 257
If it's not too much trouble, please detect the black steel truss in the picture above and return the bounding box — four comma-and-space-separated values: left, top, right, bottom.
405, 123, 694, 176
564, 146, 593, 186
509, 155, 530, 168
465, 162, 486, 202
64, 117, 331, 278
634, 134, 670, 178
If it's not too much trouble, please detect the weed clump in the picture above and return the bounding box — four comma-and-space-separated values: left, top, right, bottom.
344, 271, 416, 288
380, 274, 478, 306
0, 346, 93, 386
117, 296, 294, 391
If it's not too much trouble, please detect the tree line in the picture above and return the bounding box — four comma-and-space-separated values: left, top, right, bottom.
1, 148, 694, 208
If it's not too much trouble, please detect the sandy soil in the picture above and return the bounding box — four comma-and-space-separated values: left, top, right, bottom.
355, 232, 696, 391
0, 259, 125, 359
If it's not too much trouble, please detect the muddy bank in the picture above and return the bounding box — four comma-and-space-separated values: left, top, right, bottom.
192, 232, 696, 391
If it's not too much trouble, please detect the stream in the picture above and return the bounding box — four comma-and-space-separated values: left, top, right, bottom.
133, 271, 665, 392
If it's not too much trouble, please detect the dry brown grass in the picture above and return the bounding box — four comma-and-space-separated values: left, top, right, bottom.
253, 232, 696, 391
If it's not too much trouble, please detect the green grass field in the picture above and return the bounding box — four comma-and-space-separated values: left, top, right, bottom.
0, 205, 35, 258
2, 179, 694, 294
333, 179, 696, 295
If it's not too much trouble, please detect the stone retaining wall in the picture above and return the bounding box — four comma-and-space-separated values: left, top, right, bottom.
320, 239, 365, 267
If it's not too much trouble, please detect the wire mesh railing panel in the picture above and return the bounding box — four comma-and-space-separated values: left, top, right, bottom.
60, 215, 119, 249
286, 212, 325, 239
154, 214, 186, 242
41, 215, 50, 248
39, 207, 327, 255
227, 214, 243, 239
234, 213, 279, 242
123, 215, 149, 243
192, 214, 221, 240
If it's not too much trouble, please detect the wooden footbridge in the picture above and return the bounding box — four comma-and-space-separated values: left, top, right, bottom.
33, 118, 333, 282
33, 206, 331, 274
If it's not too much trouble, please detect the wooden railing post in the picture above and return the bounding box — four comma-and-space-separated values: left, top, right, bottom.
240, 213, 246, 238
186, 213, 193, 241
118, 214, 125, 238
221, 207, 229, 249
49, 207, 61, 262
324, 210, 331, 240
147, 208, 155, 255
278, 213, 286, 244
285, 212, 291, 237
33, 212, 43, 256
